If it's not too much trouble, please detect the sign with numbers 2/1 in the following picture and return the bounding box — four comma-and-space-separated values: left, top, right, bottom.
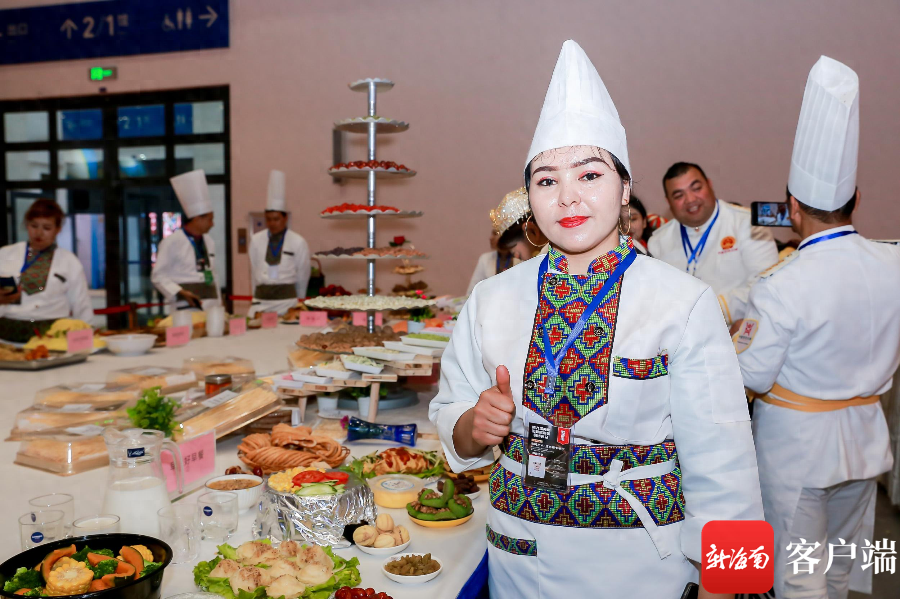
0, 0, 229, 66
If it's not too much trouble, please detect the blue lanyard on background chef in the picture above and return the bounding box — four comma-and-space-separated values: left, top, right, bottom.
680, 204, 719, 275
267, 232, 286, 280
524, 248, 637, 492
185, 231, 214, 285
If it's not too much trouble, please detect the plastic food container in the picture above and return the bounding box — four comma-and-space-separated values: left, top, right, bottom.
108, 366, 198, 394
183, 356, 255, 378
32, 382, 140, 410
15, 434, 109, 475
369, 474, 425, 508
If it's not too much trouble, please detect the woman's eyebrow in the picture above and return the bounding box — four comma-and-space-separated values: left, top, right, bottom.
534, 156, 608, 175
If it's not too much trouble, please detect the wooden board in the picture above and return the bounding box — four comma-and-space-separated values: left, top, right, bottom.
390, 366, 433, 376
362, 371, 399, 382
331, 377, 369, 388
385, 356, 435, 368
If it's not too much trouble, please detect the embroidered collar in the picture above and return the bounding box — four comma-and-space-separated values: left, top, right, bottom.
547, 237, 634, 275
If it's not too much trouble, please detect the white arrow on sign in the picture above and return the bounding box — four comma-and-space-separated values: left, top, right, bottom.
199, 5, 217, 27
60, 19, 78, 39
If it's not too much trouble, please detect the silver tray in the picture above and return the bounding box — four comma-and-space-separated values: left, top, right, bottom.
0, 352, 88, 371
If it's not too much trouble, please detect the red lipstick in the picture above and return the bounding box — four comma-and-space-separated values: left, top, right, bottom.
559, 216, 588, 228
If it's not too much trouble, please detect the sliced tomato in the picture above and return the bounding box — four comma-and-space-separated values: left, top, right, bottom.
292, 470, 329, 486
326, 471, 349, 484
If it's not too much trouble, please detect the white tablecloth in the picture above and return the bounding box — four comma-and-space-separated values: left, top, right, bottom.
0, 325, 487, 599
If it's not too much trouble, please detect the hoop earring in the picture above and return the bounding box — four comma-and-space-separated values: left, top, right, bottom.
524, 215, 540, 247
619, 207, 632, 236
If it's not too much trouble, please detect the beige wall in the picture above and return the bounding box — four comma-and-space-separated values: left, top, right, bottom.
2, 0, 899, 297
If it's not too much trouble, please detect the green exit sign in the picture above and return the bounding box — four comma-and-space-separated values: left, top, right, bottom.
89, 66, 117, 81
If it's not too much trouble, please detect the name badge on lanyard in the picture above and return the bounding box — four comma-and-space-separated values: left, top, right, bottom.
203, 269, 214, 285
268, 265, 279, 280
524, 419, 572, 492
680, 204, 719, 275
268, 233, 285, 281
525, 249, 636, 492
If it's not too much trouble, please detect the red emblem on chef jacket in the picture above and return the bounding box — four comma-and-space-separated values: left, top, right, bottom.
720, 236, 736, 251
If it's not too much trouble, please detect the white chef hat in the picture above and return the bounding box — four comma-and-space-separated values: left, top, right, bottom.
266, 169, 286, 212
525, 40, 630, 177
788, 55, 859, 211
170, 169, 212, 219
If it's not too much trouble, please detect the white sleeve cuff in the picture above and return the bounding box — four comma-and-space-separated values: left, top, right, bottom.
160, 281, 182, 298
434, 401, 495, 474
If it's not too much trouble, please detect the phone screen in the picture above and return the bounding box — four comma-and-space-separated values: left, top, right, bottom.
752, 202, 792, 227
0, 276, 17, 293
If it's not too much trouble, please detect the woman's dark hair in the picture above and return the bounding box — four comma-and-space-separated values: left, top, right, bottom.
628, 195, 651, 243
525, 149, 631, 192
497, 216, 528, 250
24, 198, 64, 227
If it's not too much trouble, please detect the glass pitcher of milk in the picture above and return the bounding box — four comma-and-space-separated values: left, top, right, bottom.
101, 428, 184, 537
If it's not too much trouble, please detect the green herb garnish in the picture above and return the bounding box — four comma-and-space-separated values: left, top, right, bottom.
126, 387, 180, 437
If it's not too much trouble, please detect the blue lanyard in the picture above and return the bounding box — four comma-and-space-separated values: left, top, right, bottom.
21, 244, 48, 273
183, 230, 207, 266
680, 204, 719, 273
537, 248, 636, 396
268, 231, 286, 260
797, 229, 857, 251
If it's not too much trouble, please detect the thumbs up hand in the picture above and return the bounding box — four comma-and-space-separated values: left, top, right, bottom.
471, 365, 517, 447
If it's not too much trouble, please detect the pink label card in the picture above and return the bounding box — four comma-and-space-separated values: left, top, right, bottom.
261, 312, 278, 328
229, 318, 246, 336
66, 328, 93, 354
300, 311, 328, 327
166, 325, 191, 347
352, 312, 383, 327
162, 430, 216, 494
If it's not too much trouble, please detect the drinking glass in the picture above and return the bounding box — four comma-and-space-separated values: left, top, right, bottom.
72, 514, 120, 535
19, 510, 64, 550
29, 493, 74, 536
158, 505, 199, 564
197, 491, 238, 542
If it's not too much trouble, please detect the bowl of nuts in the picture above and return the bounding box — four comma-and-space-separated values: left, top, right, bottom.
352, 513, 411, 556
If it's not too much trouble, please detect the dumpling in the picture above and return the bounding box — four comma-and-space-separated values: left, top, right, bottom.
266, 574, 307, 599
278, 540, 302, 558
265, 558, 301, 580
229, 567, 270, 596
297, 545, 334, 570
296, 563, 332, 586
236, 541, 279, 565
209, 558, 240, 578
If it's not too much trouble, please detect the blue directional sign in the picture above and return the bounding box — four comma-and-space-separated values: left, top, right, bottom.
0, 0, 228, 66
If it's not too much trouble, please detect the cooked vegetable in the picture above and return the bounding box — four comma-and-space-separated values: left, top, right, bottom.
88, 559, 119, 579
448, 494, 473, 519
118, 546, 144, 580
71, 546, 113, 563
2, 567, 42, 594
44, 558, 93, 596
139, 561, 163, 578
127, 544, 155, 563
420, 478, 454, 508
384, 553, 440, 576
40, 544, 76, 583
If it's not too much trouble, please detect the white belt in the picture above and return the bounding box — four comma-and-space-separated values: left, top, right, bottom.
498, 453, 679, 559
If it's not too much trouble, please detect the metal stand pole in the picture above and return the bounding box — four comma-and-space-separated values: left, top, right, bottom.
366, 82, 377, 334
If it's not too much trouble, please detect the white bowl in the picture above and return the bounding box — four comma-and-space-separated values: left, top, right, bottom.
356, 538, 410, 557
382, 553, 442, 584
204, 474, 263, 513
104, 334, 157, 356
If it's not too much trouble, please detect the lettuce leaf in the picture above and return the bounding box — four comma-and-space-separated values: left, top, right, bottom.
2, 567, 42, 593
236, 586, 267, 599
205, 576, 236, 598
192, 555, 221, 587
217, 543, 239, 560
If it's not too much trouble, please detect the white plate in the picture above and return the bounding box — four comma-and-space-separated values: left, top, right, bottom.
334, 117, 409, 134
400, 335, 450, 349
290, 370, 332, 385
313, 253, 428, 260
425, 481, 482, 501
320, 210, 424, 220
341, 355, 384, 374
315, 366, 351, 379
349, 78, 394, 92
382, 553, 443, 585
356, 538, 411, 557
382, 341, 444, 357
353, 347, 416, 362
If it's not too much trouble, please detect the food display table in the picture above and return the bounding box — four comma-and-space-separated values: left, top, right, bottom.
0, 325, 487, 599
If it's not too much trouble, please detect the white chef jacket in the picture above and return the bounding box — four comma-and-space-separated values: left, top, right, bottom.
648, 200, 778, 324
248, 229, 310, 316
150, 229, 222, 310
0, 242, 93, 325
466, 251, 520, 296
736, 226, 898, 594
431, 247, 764, 597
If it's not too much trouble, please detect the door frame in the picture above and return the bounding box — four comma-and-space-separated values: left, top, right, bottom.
0, 86, 232, 324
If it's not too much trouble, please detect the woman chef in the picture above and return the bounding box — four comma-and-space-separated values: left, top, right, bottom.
151, 169, 222, 311
248, 170, 310, 316
429, 41, 764, 598
0, 198, 92, 342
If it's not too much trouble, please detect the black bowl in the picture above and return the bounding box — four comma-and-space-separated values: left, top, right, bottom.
0, 533, 172, 599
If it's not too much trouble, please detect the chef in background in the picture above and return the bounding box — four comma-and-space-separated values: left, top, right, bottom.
735, 56, 899, 599
648, 162, 778, 325
249, 170, 310, 316
151, 169, 222, 312
0, 198, 92, 342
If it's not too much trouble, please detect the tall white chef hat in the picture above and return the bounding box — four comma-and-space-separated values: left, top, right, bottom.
170, 169, 212, 219
526, 40, 630, 177
788, 56, 859, 211
266, 169, 286, 212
